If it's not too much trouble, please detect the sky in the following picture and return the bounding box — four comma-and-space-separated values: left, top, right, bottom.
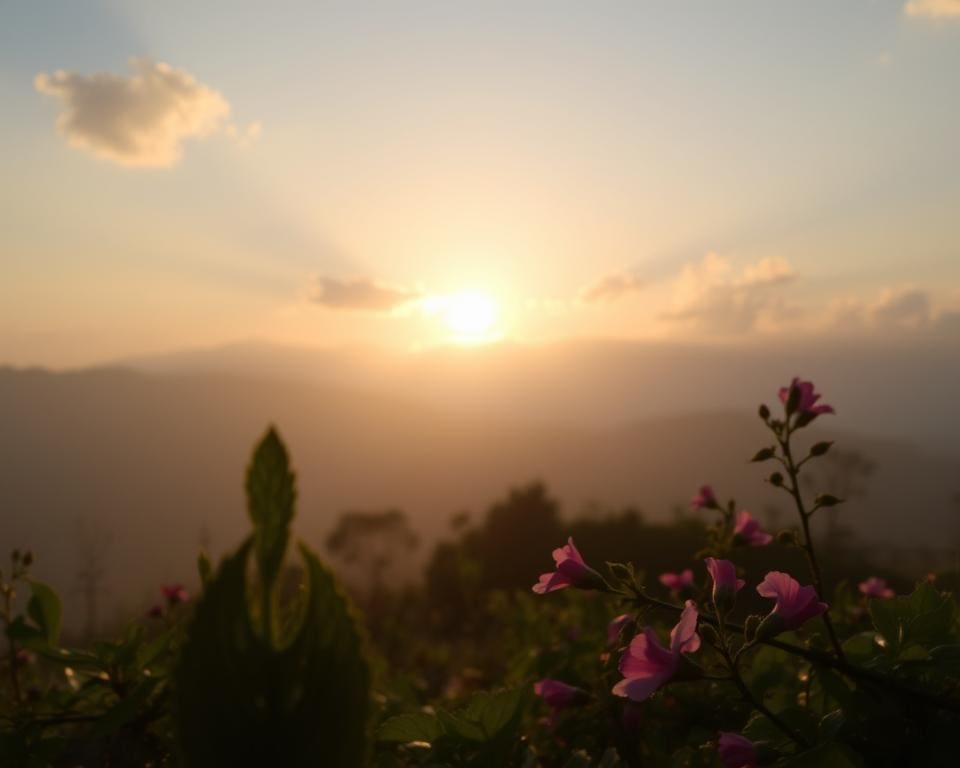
1, 0, 959, 367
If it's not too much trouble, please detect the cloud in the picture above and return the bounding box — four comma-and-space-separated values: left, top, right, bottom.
580, 272, 645, 304
870, 287, 932, 329
825, 287, 943, 334
736, 256, 796, 288
310, 276, 418, 312
663, 253, 798, 335
904, 0, 960, 19
35, 58, 250, 167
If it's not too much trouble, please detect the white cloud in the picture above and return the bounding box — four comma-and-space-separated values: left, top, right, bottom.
35, 58, 251, 167
904, 0, 960, 19
664, 253, 798, 335
579, 272, 645, 304
310, 276, 418, 312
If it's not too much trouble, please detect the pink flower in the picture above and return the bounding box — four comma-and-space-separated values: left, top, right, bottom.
659, 569, 695, 592
718, 732, 758, 768
691, 485, 717, 509
161, 583, 189, 605
858, 576, 894, 599
733, 510, 773, 546
146, 605, 163, 619
778, 377, 834, 417
532, 537, 604, 594
533, 679, 586, 711
705, 558, 745, 609
607, 613, 634, 646
756, 571, 828, 637
612, 600, 700, 702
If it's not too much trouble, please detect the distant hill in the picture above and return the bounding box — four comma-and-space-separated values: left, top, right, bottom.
2, 362, 958, 631
116, 337, 960, 459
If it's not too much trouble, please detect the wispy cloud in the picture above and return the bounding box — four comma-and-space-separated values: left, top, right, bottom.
579, 272, 645, 304
871, 286, 932, 329
309, 276, 418, 312
662, 253, 797, 335
35, 58, 253, 167
829, 286, 935, 332
904, 0, 960, 19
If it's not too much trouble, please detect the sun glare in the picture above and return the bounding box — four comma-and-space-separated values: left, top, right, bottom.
421, 291, 501, 343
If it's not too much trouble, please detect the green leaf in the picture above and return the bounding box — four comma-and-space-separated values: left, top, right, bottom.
869, 582, 956, 658
174, 540, 370, 768
436, 710, 486, 743
929, 643, 960, 673
376, 712, 444, 744
25, 579, 62, 646
89, 677, 161, 739
246, 427, 296, 616
458, 687, 525, 740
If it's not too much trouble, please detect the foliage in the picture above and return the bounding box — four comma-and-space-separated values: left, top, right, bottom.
2, 381, 960, 766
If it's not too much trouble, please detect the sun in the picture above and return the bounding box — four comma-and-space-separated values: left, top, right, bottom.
421, 291, 501, 343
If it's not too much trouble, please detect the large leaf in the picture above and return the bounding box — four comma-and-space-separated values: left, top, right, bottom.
245, 427, 296, 627
376, 712, 445, 744
174, 540, 370, 768
869, 582, 956, 658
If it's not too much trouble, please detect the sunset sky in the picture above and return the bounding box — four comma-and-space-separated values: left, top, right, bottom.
2, 0, 959, 366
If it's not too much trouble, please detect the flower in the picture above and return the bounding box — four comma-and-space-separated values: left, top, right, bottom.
778, 377, 834, 417
858, 576, 894, 599
160, 583, 189, 605
705, 558, 745, 609
607, 613, 634, 646
612, 600, 700, 701
659, 569, 695, 592
691, 485, 717, 509
733, 510, 773, 546
718, 732, 758, 768
147, 605, 163, 619
532, 537, 604, 594
533, 679, 587, 711
756, 571, 828, 638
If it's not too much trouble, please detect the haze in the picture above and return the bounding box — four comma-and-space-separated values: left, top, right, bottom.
1, 2, 959, 628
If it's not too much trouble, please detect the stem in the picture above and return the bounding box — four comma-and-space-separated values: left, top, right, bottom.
732, 673, 809, 748
710, 610, 810, 748
778, 425, 847, 666
260, 583, 273, 646
2, 586, 22, 708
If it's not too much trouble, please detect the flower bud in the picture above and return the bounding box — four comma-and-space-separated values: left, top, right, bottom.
607, 562, 635, 585
768, 472, 784, 487
22, 551, 33, 567
815, 493, 843, 508
758, 404, 771, 421
809, 441, 833, 457
776, 530, 797, 546
750, 447, 776, 463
